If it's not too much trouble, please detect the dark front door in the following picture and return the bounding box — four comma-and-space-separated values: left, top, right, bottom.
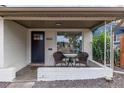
31, 31, 45, 63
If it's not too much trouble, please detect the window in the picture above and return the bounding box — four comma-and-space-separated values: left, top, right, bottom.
115, 34, 123, 42
57, 32, 83, 54
116, 34, 120, 42
33, 34, 43, 40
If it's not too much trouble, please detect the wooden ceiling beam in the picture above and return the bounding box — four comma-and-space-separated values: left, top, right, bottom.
3, 16, 116, 21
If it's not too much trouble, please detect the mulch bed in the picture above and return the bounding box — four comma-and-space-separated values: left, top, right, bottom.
0, 82, 10, 88
114, 66, 124, 72
32, 74, 124, 88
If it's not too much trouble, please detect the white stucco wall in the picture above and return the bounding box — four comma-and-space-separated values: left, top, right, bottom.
29, 29, 92, 66
0, 17, 4, 68
84, 29, 93, 60
4, 20, 29, 72
45, 30, 57, 66
37, 67, 113, 81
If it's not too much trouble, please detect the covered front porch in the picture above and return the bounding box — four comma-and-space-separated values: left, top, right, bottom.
0, 7, 124, 82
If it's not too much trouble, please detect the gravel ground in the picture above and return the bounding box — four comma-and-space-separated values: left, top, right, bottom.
33, 74, 124, 88
1, 73, 124, 88
0, 82, 10, 88
114, 66, 124, 72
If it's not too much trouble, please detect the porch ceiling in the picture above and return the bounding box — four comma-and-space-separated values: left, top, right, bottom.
1, 7, 124, 29
14, 20, 104, 29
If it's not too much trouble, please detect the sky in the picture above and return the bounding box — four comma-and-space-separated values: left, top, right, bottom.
0, 0, 124, 7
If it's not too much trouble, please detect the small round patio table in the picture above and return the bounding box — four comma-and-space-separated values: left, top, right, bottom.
64, 54, 77, 66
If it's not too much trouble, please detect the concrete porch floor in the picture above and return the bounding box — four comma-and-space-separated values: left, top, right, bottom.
14, 65, 37, 82
14, 62, 98, 82
14, 64, 87, 82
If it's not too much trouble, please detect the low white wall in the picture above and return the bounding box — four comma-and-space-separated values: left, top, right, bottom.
37, 67, 113, 81
4, 20, 29, 72
0, 67, 15, 82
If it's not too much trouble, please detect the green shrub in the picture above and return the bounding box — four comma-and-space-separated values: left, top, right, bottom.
93, 32, 120, 65
92, 32, 110, 64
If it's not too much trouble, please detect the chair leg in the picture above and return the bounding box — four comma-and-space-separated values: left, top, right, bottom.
71, 63, 73, 66
85, 63, 88, 67
64, 62, 66, 66
67, 62, 69, 66
61, 63, 63, 66
75, 62, 77, 66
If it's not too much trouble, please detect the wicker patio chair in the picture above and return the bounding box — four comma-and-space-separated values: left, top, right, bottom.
75, 52, 89, 66
53, 51, 67, 66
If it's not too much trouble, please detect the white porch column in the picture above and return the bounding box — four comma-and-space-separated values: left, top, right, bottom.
104, 21, 107, 67
0, 17, 4, 68
83, 29, 93, 60
110, 23, 114, 69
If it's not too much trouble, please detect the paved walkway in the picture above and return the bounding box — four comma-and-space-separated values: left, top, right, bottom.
114, 66, 124, 72
7, 82, 35, 88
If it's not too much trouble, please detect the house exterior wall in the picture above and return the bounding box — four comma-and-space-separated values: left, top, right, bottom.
2, 21, 93, 69
0, 17, 4, 68
29, 29, 92, 66
114, 27, 124, 46
45, 30, 57, 66
4, 20, 29, 72
0, 20, 93, 81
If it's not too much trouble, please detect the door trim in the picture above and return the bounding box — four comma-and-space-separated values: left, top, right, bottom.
31, 31, 45, 64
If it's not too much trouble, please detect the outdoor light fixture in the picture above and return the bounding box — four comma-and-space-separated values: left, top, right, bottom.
56, 23, 61, 26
